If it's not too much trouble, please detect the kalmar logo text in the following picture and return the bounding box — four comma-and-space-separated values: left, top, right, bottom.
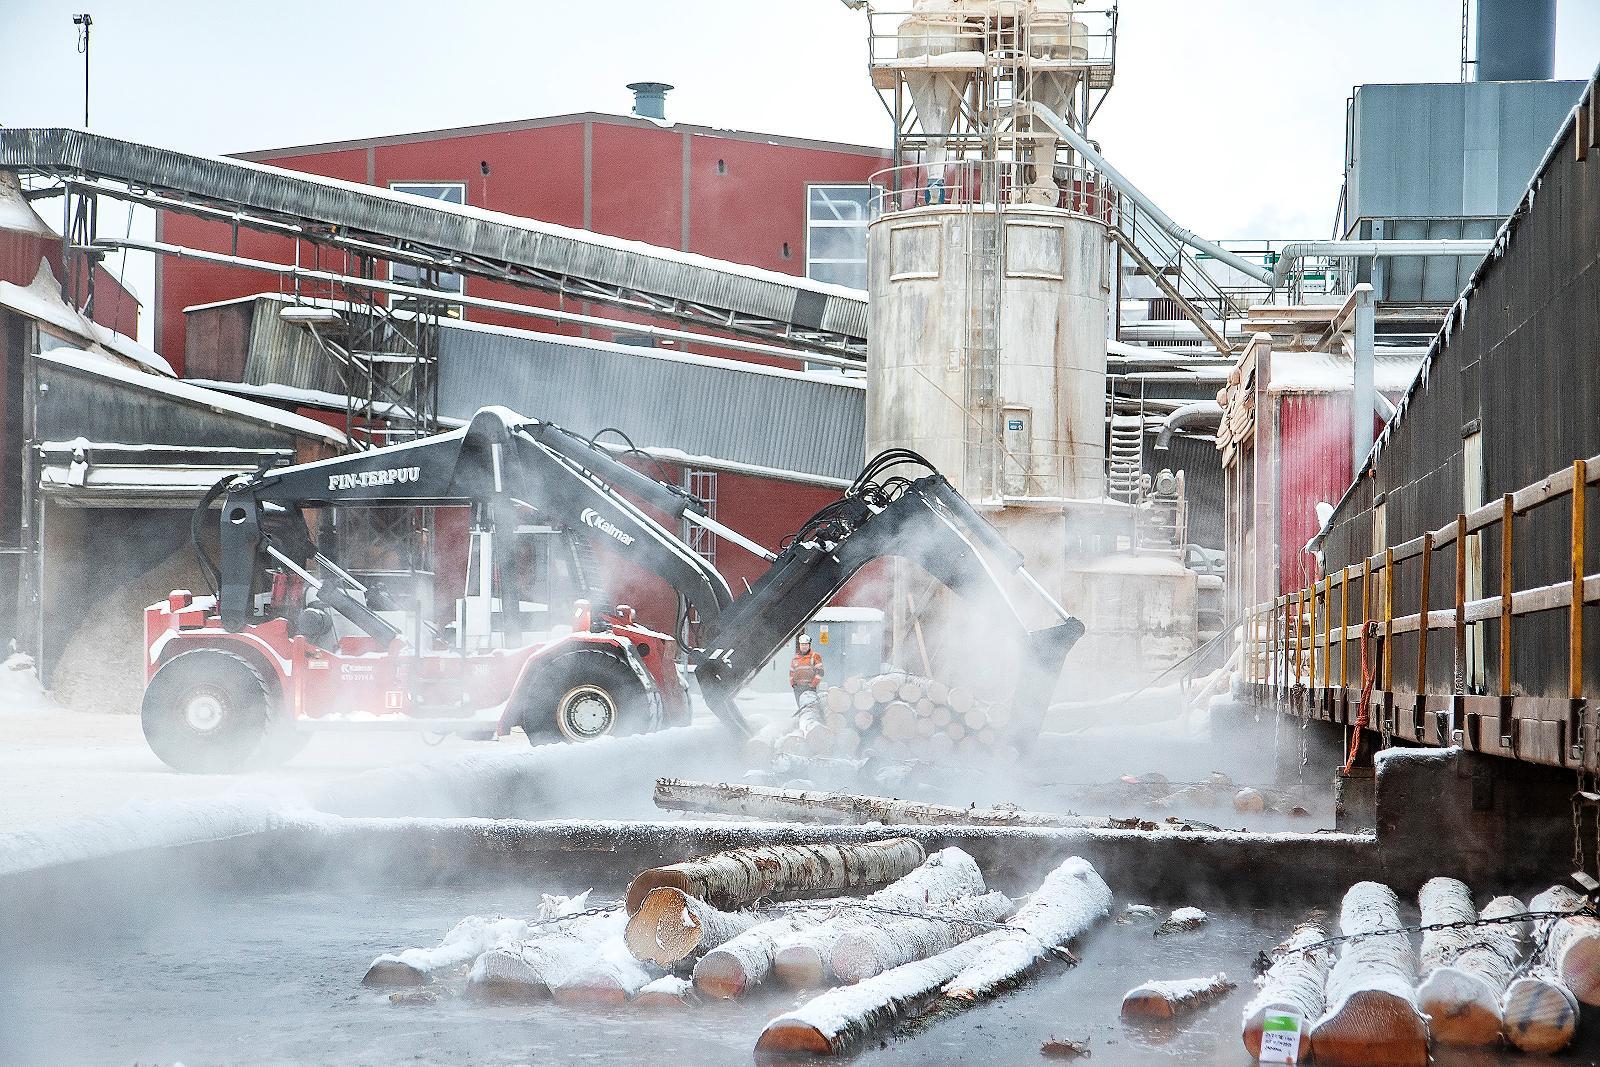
581, 508, 636, 546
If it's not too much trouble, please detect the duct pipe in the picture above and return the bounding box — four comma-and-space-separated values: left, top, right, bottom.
1268, 239, 1494, 289
93, 237, 861, 371
1154, 401, 1224, 450
1351, 284, 1376, 475
1027, 102, 1277, 286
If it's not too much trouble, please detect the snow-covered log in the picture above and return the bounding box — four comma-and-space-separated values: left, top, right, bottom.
624, 887, 767, 966
1530, 884, 1600, 1005
467, 912, 625, 1001
771, 847, 987, 988
1155, 906, 1208, 935
1417, 893, 1528, 1046
652, 778, 1110, 829
942, 857, 1112, 1001
754, 931, 997, 1057
1241, 920, 1331, 1060
1308, 881, 1428, 1067
623, 837, 926, 914
828, 891, 1013, 983
1501, 967, 1579, 1053
1120, 972, 1235, 1020
1417, 877, 1477, 972
696, 910, 825, 999
549, 939, 656, 1007
633, 975, 694, 1010
363, 914, 536, 987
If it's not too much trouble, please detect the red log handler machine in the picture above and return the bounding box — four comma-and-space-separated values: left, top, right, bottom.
140, 407, 1082, 771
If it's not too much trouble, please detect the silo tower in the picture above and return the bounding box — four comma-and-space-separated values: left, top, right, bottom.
863, 0, 1118, 541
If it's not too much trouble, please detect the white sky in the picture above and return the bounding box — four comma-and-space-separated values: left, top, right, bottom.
2, 0, 1598, 344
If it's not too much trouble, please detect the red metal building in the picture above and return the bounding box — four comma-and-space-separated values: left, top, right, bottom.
156, 107, 890, 373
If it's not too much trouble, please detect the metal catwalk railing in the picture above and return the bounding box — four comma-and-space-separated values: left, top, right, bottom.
1244, 454, 1600, 771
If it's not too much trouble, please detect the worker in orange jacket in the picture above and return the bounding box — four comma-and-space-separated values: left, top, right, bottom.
789, 633, 825, 708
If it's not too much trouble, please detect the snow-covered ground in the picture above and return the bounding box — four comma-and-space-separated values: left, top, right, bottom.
0, 665, 795, 834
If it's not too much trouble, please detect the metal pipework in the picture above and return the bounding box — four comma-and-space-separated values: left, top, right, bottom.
1026, 102, 1278, 287
1268, 239, 1496, 289
1154, 401, 1223, 450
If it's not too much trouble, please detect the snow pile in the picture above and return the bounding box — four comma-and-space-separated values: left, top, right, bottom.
365, 890, 596, 982
0, 653, 56, 714
0, 172, 53, 236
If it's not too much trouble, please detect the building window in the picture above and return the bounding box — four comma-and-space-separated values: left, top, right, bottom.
806, 184, 875, 290
388, 182, 466, 317
682, 470, 718, 567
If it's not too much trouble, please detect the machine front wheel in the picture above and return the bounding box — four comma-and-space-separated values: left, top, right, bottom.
520, 652, 649, 744
141, 649, 288, 773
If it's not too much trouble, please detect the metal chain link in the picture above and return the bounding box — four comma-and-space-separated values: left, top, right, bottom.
1270, 906, 1593, 963
1573, 769, 1587, 875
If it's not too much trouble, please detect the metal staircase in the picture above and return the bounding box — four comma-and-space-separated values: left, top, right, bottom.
1113, 194, 1249, 353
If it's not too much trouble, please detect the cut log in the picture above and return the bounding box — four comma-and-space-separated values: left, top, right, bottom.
1241, 920, 1331, 1061
868, 673, 904, 703
467, 912, 624, 1001
1155, 907, 1208, 935
363, 913, 537, 986
915, 697, 934, 717
756, 927, 997, 1059
963, 706, 988, 731
1417, 889, 1527, 1046
927, 679, 950, 705
1121, 972, 1235, 1020
828, 891, 1012, 983
823, 687, 853, 715
653, 778, 1115, 829
1417, 877, 1477, 972
550, 942, 655, 1007
1232, 788, 1267, 813
947, 686, 974, 715
880, 701, 916, 741
1530, 884, 1600, 1005
743, 719, 791, 765
771, 847, 988, 988
1308, 881, 1428, 1067
943, 856, 1112, 1001
633, 974, 694, 1010
625, 887, 767, 965
899, 679, 925, 703
1501, 967, 1579, 1053
624, 837, 926, 914
931, 704, 952, 728
851, 690, 876, 713
696, 910, 826, 999
842, 676, 864, 695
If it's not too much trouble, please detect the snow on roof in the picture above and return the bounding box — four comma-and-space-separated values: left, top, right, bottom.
0, 259, 172, 376
0, 171, 54, 237
38, 347, 347, 447
1268, 349, 1426, 396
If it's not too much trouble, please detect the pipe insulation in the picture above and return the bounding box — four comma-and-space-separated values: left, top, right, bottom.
1154, 402, 1223, 450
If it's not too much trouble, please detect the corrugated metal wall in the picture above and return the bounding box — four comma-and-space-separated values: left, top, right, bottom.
1279, 394, 1354, 593
1319, 76, 1600, 699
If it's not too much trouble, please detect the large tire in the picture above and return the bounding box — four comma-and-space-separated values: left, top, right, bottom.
518, 651, 650, 745
141, 649, 288, 773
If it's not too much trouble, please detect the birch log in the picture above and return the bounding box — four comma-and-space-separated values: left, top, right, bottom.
770, 847, 987, 988
1241, 921, 1331, 1061
695, 911, 823, 999
467, 913, 625, 1001
942, 857, 1113, 1001
625, 887, 768, 965
1502, 967, 1580, 1053
1121, 973, 1236, 1020
653, 779, 1111, 829
1530, 884, 1600, 1005
827, 891, 1013, 983
756, 930, 997, 1058
549, 943, 655, 1007
1308, 882, 1428, 1067
633, 974, 694, 1010
363, 914, 536, 987
623, 837, 926, 914
1417, 893, 1528, 1046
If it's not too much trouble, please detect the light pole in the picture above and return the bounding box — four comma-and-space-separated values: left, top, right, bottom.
73, 13, 92, 127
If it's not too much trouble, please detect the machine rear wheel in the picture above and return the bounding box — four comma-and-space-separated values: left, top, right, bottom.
520, 652, 649, 744
141, 649, 287, 773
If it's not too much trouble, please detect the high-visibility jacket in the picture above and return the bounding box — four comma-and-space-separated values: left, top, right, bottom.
789, 650, 824, 689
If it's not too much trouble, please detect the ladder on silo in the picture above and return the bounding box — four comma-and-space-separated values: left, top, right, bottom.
961, 210, 1005, 500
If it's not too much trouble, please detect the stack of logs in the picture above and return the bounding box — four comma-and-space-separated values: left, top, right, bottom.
1242, 878, 1600, 1065
363, 838, 1113, 1059
748, 672, 1020, 766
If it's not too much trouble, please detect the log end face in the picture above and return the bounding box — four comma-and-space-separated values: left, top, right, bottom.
773, 944, 827, 989
625, 887, 703, 966
755, 1018, 837, 1060
551, 980, 630, 1009
362, 960, 427, 988
1502, 976, 1580, 1054
1119, 990, 1177, 1021
1417, 968, 1502, 1047
625, 870, 694, 915
1559, 934, 1600, 1006
692, 950, 749, 1000
1310, 991, 1430, 1067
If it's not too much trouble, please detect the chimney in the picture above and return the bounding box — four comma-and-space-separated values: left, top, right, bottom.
627, 81, 674, 121
1476, 0, 1556, 82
